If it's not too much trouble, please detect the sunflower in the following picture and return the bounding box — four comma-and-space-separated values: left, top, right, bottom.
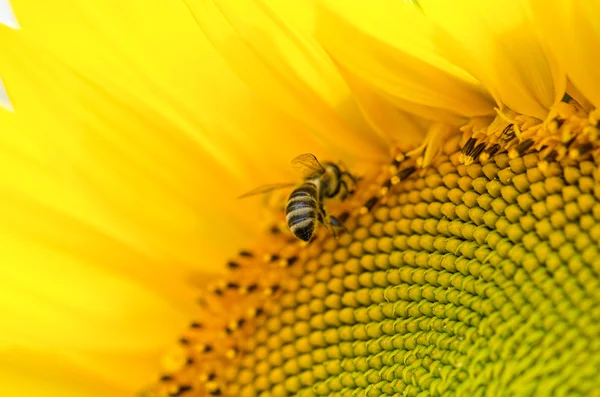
1, 0, 599, 396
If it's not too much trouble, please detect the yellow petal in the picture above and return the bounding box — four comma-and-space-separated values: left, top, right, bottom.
530, 0, 600, 109
0, 206, 186, 392
419, 0, 566, 120
184, 0, 387, 158
266, 0, 316, 36
8, 0, 383, 163
315, 0, 495, 124
334, 64, 428, 147
0, 35, 241, 280
0, 13, 347, 393
0, 17, 344, 265
0, 349, 160, 396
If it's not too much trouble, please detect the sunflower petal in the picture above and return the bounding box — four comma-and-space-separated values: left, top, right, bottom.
0, 14, 350, 264
0, 211, 187, 391
0, 18, 342, 394
184, 0, 386, 158
0, 33, 238, 277
315, 0, 495, 124
265, 0, 317, 36
0, 349, 158, 396
334, 64, 428, 147
7, 0, 341, 166
419, 0, 566, 120
530, 0, 600, 109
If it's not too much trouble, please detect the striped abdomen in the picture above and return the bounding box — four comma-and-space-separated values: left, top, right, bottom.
285, 182, 319, 242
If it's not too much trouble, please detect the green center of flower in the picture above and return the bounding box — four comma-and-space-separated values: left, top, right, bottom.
146, 104, 600, 397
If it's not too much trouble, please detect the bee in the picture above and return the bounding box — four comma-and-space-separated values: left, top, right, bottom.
239, 153, 358, 242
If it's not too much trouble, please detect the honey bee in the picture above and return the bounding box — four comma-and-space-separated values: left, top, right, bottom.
239, 153, 358, 242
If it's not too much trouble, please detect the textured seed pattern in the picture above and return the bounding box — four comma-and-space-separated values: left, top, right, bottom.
148, 135, 600, 397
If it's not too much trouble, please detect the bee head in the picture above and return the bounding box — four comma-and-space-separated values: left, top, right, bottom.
321, 162, 343, 198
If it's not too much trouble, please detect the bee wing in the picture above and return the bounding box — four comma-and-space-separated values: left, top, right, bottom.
291, 153, 325, 179
238, 183, 297, 199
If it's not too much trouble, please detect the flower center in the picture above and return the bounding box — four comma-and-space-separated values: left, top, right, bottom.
461, 101, 600, 167
145, 106, 600, 397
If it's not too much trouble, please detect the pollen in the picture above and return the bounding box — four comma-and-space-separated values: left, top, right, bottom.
145, 106, 600, 397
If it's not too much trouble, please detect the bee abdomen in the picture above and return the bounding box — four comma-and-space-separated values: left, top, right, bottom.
289, 218, 315, 242
289, 183, 318, 199
286, 188, 318, 242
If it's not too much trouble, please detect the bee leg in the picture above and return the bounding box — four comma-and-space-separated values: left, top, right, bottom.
350, 174, 360, 184
317, 206, 329, 228
342, 170, 359, 184
317, 206, 341, 238
341, 172, 359, 197
329, 215, 343, 228
339, 181, 350, 201
328, 215, 347, 237
330, 225, 338, 239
